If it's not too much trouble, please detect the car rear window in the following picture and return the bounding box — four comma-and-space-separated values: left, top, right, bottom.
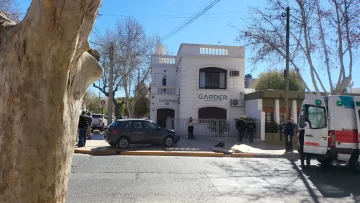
109, 121, 126, 128
92, 115, 102, 118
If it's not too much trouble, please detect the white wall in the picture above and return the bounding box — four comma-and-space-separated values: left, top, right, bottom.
245, 99, 265, 140
150, 43, 246, 123
245, 99, 262, 120
350, 88, 360, 94
178, 56, 245, 120
151, 67, 177, 87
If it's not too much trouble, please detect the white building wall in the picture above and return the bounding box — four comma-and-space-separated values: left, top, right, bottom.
244, 99, 265, 141
178, 56, 245, 121
350, 88, 360, 94
150, 43, 245, 124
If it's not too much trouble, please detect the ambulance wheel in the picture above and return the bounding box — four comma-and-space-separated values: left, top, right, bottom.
348, 152, 360, 172
317, 159, 331, 165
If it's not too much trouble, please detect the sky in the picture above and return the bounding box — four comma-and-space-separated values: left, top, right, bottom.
18, 0, 359, 97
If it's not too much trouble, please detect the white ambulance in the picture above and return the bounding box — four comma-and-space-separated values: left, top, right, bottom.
298, 94, 360, 171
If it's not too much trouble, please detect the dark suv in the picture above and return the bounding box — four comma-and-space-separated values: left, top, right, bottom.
104, 119, 180, 149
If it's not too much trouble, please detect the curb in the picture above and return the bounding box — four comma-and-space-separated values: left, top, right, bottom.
118, 151, 225, 157
231, 153, 299, 159
74, 148, 224, 157
74, 148, 299, 159
74, 148, 117, 155
231, 153, 255, 158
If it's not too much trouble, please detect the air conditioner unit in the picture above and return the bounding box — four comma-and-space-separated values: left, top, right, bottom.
231, 99, 242, 107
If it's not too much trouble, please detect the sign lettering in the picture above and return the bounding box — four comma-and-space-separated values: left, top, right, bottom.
198, 94, 228, 101
159, 99, 176, 103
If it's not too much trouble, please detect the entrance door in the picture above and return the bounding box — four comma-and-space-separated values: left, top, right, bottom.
300, 94, 328, 155
157, 109, 175, 128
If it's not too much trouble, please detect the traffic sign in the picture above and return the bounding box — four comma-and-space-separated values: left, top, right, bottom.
100, 100, 106, 109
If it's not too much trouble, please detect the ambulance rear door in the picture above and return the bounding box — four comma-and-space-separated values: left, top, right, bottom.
299, 94, 328, 155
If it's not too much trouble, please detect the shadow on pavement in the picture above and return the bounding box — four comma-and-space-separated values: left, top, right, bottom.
211, 158, 359, 202
290, 161, 360, 201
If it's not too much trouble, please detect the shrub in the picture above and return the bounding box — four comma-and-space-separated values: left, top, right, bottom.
265, 121, 279, 133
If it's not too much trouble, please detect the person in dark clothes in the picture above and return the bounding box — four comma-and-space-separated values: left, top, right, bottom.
236, 116, 247, 143
86, 112, 93, 139
187, 117, 194, 140
298, 116, 311, 167
284, 117, 295, 153
247, 120, 256, 143
77, 111, 89, 147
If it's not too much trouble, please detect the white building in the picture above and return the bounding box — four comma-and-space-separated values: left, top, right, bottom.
149, 43, 245, 128
350, 87, 360, 94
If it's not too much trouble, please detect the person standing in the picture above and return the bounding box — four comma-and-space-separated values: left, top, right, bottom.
284, 117, 295, 153
77, 111, 89, 147
298, 117, 311, 167
236, 116, 247, 143
86, 112, 92, 139
247, 120, 256, 143
166, 116, 172, 129
187, 117, 194, 140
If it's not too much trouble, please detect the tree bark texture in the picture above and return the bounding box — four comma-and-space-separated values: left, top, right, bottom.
0, 1, 102, 202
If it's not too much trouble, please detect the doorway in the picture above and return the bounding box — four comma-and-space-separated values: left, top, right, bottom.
157, 108, 175, 128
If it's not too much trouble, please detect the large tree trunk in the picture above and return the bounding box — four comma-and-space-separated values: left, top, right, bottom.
0, 1, 102, 202
114, 102, 123, 119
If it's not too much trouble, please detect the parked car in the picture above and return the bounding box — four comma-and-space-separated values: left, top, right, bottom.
91, 114, 107, 131
104, 119, 180, 149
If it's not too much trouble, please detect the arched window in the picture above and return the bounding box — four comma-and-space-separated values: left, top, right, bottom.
199, 67, 227, 89
263, 107, 274, 123
280, 107, 292, 123
198, 107, 226, 119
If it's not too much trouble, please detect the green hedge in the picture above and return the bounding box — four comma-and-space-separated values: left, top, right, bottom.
265, 121, 279, 133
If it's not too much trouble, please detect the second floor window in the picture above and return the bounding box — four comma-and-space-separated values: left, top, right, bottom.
199, 67, 227, 89
162, 76, 166, 86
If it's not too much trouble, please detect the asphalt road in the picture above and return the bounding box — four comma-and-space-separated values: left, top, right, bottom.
67, 154, 360, 203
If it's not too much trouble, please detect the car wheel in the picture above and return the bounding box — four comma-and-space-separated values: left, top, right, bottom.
117, 137, 130, 149
163, 136, 174, 147
100, 125, 104, 132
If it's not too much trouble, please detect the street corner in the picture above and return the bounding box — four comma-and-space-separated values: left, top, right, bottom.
74, 146, 118, 155
117, 150, 225, 157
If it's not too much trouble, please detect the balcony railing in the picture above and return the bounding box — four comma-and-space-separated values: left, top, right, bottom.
157, 87, 176, 95
200, 47, 228, 55
151, 55, 176, 66
177, 44, 245, 58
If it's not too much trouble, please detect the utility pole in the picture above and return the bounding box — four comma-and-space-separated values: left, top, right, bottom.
107, 43, 114, 125
284, 7, 290, 120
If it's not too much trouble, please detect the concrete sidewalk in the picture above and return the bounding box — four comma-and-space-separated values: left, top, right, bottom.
74, 134, 299, 158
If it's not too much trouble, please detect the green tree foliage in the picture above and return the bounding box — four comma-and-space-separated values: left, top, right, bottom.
122, 103, 129, 117
134, 97, 150, 117
84, 92, 106, 114
253, 70, 304, 91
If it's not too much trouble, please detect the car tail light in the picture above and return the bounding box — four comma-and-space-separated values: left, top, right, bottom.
107, 129, 119, 134
328, 130, 336, 148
